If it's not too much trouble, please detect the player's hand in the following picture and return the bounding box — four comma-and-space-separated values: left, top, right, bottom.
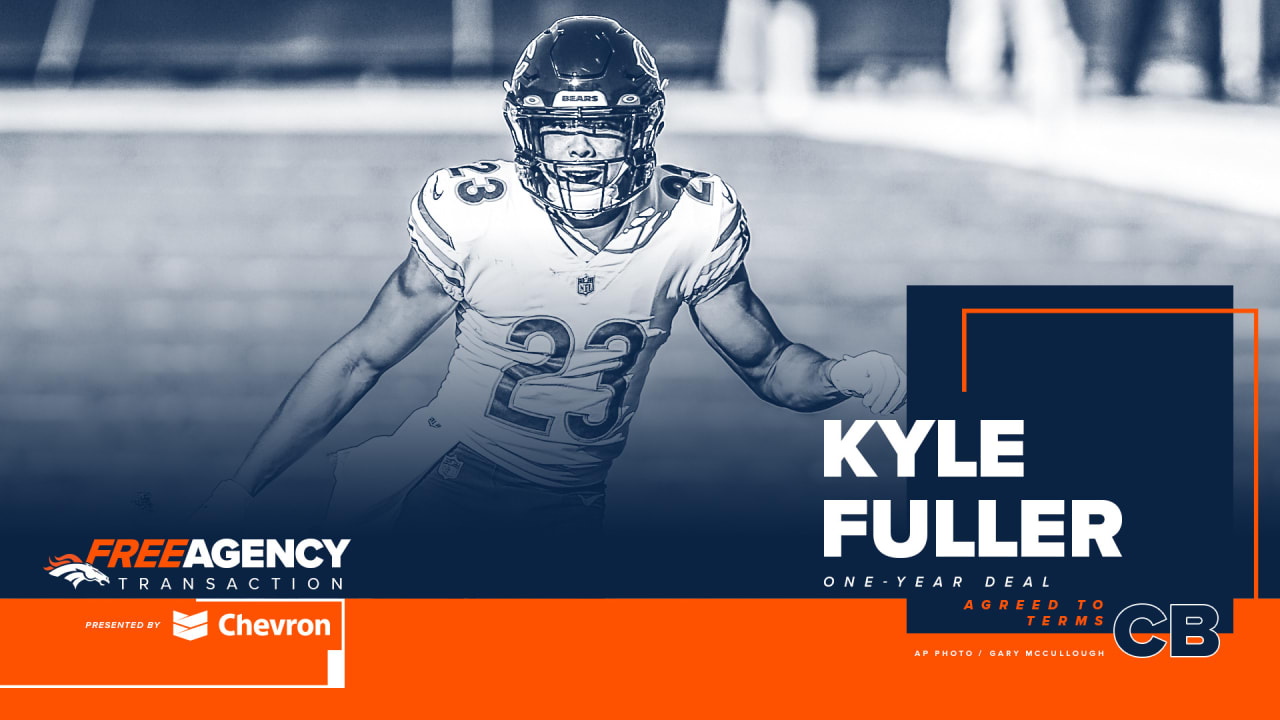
190, 480, 252, 528
830, 351, 907, 415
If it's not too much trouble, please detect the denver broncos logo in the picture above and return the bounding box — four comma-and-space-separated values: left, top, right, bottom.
44, 553, 110, 588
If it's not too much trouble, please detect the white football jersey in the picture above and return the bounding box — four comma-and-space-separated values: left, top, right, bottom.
407, 160, 750, 488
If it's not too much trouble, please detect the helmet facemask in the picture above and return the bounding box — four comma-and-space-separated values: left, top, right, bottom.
505, 98, 664, 219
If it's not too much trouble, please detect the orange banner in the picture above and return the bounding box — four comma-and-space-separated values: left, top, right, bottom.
1, 597, 1272, 714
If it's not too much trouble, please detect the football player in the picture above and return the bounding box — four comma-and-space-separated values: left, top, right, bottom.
198, 16, 906, 533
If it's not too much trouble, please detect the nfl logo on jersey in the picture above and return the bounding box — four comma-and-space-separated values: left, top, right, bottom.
577, 275, 595, 296
439, 454, 463, 480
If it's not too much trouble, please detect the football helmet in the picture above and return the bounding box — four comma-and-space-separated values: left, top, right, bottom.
504, 16, 666, 218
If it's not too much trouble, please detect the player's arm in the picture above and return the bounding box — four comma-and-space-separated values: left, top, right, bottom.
689, 266, 906, 414
228, 249, 456, 496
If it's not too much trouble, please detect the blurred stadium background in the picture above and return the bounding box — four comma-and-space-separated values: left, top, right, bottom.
1, 0, 1277, 531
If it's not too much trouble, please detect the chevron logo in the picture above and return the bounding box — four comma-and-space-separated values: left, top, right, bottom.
172, 610, 208, 641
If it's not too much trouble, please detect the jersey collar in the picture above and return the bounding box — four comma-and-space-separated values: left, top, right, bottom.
542, 180, 665, 257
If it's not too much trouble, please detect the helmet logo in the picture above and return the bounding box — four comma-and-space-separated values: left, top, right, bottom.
633, 39, 659, 79
552, 90, 607, 108
618, 93, 640, 105
522, 95, 545, 107
512, 37, 538, 81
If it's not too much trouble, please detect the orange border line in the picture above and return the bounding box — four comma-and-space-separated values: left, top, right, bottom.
961, 307, 1260, 599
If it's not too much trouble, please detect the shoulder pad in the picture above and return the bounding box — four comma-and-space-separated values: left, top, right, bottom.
656, 163, 718, 206
407, 161, 512, 301
680, 172, 750, 305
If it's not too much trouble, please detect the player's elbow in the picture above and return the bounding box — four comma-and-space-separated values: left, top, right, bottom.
352, 343, 407, 386
343, 352, 382, 384
320, 340, 384, 388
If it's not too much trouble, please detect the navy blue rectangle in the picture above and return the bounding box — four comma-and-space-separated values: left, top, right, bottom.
902, 286, 1239, 632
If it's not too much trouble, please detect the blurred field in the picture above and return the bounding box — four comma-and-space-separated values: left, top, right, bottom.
2, 123, 1278, 530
